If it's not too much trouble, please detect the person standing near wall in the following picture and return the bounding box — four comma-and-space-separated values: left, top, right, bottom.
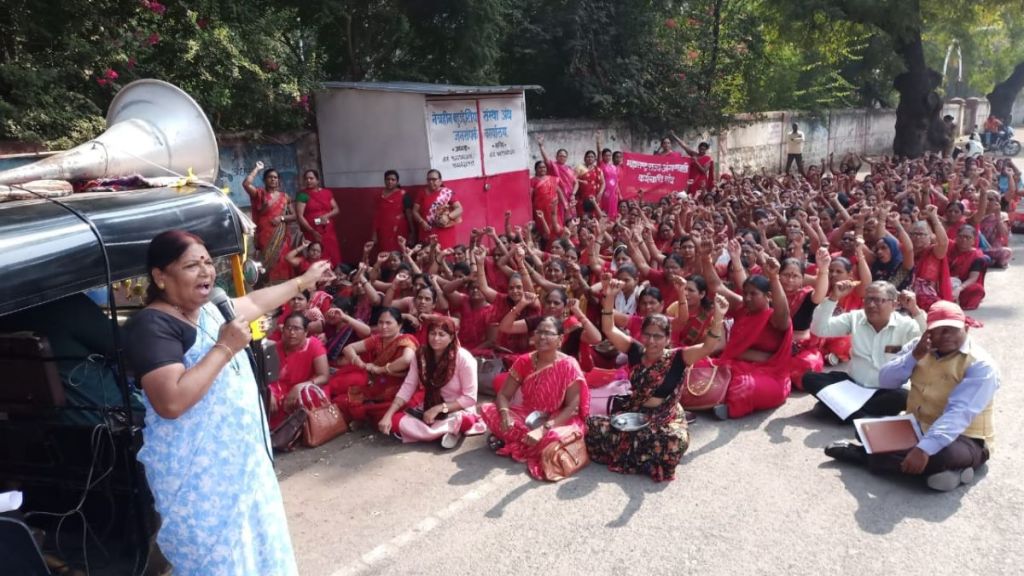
785, 123, 805, 176
372, 170, 412, 254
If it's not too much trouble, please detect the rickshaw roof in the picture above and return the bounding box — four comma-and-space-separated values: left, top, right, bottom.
0, 186, 243, 316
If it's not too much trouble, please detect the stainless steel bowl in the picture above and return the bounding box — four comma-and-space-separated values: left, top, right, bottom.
611, 412, 649, 432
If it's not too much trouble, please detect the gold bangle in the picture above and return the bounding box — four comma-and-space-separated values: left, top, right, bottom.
212, 343, 234, 358
294, 277, 304, 293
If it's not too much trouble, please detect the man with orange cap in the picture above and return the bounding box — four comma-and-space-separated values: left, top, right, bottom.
824, 301, 998, 491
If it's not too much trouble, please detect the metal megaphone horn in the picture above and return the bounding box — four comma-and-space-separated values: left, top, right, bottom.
0, 79, 219, 186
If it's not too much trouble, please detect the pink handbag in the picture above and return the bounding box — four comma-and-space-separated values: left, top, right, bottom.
681, 359, 731, 410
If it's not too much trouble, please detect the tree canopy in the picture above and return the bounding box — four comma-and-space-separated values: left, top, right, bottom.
1, 0, 1022, 152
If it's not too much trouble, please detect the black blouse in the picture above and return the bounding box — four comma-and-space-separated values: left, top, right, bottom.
627, 342, 686, 399
124, 308, 198, 380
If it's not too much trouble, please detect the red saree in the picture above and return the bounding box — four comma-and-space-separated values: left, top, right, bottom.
949, 246, 987, 311
297, 187, 341, 265
911, 248, 953, 311
417, 187, 459, 248
719, 307, 793, 418
328, 333, 418, 423
480, 354, 589, 480
373, 189, 410, 253
787, 287, 823, 391
268, 337, 327, 428
248, 188, 293, 282
577, 166, 602, 215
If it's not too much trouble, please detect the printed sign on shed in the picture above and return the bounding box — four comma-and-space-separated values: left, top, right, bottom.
479, 96, 528, 176
425, 99, 483, 180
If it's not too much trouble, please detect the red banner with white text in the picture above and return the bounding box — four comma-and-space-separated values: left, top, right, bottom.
618, 152, 691, 201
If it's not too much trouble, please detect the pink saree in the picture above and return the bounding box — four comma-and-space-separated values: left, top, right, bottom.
480, 353, 589, 480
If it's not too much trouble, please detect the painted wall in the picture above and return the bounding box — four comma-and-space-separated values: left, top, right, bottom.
215, 133, 309, 208
526, 108, 899, 176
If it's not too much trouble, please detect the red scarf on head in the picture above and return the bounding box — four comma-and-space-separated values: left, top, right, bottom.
416, 317, 461, 410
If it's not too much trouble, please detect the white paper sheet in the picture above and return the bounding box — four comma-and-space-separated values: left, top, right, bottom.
0, 490, 23, 513
816, 379, 875, 420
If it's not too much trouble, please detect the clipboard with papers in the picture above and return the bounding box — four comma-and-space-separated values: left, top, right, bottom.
853, 414, 923, 454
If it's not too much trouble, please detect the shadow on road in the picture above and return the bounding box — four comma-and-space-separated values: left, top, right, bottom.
682, 410, 772, 463
554, 467, 670, 528
820, 460, 985, 534
447, 441, 521, 487
764, 405, 848, 449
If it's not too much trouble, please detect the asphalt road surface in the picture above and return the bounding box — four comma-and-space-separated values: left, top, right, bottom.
277, 240, 1024, 576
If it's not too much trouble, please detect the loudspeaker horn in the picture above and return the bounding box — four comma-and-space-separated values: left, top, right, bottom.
0, 79, 219, 186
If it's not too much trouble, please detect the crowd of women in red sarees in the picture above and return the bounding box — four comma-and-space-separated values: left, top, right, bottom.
244, 144, 1016, 484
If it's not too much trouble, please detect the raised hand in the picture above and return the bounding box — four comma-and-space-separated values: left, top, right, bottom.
816, 246, 831, 269
833, 279, 857, 299
762, 256, 781, 279
912, 331, 933, 361
713, 293, 730, 319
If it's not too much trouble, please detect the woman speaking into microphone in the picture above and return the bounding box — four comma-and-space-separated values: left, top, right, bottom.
124, 230, 330, 575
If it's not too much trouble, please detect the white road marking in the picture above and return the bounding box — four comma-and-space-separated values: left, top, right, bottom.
327, 471, 517, 576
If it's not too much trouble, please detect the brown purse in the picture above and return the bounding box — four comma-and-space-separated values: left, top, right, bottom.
540, 427, 590, 482
302, 386, 349, 447
271, 409, 307, 452
680, 359, 731, 410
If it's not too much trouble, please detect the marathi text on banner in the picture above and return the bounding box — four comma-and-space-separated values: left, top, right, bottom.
618, 152, 691, 200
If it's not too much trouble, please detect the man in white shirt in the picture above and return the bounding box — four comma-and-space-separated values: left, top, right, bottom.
805, 280, 926, 421
785, 122, 805, 175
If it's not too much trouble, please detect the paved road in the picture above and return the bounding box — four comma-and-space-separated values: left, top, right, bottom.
277, 241, 1024, 576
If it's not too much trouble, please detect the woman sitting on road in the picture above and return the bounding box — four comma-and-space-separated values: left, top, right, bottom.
330, 307, 418, 425
268, 312, 331, 429
713, 257, 793, 420
378, 317, 479, 449
585, 281, 727, 482
480, 316, 590, 481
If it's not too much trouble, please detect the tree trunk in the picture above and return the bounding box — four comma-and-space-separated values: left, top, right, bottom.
987, 61, 1024, 123
891, 32, 946, 158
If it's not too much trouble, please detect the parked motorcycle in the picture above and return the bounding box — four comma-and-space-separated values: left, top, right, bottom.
984, 125, 1022, 156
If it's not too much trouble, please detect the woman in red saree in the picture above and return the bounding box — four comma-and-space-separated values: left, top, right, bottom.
715, 258, 793, 419
480, 316, 589, 481
978, 191, 1012, 268
268, 313, 330, 429
413, 169, 463, 249
531, 161, 564, 231
948, 224, 988, 310
372, 170, 411, 254
669, 276, 716, 347
909, 207, 953, 311
576, 150, 605, 216
330, 308, 418, 424
295, 169, 341, 266
243, 163, 294, 282
771, 257, 822, 391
